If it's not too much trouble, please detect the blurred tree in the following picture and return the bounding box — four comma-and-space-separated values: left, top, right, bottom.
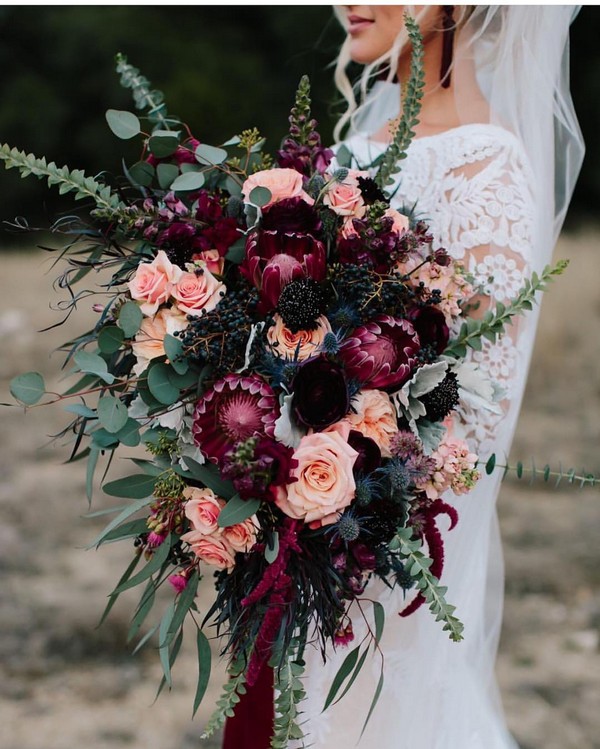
0, 5, 596, 247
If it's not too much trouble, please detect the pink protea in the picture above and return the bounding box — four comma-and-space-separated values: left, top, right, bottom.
340, 315, 420, 392
193, 374, 280, 464
240, 230, 326, 310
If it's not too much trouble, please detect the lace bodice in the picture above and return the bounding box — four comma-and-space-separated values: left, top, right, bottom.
339, 124, 536, 456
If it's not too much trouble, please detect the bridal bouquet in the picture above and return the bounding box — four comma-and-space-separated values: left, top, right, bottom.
3, 19, 567, 747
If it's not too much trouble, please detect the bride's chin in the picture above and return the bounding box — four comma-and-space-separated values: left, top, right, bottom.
348, 37, 383, 66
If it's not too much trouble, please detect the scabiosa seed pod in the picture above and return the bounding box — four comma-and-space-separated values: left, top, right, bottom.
277, 277, 327, 333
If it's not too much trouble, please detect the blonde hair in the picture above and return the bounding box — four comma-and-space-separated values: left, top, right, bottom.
332, 6, 472, 142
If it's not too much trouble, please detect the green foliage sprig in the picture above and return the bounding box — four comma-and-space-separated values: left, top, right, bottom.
201, 657, 247, 739
0, 145, 123, 211
375, 14, 425, 191
271, 658, 306, 748
115, 53, 172, 131
484, 454, 599, 488
390, 528, 464, 642
445, 260, 569, 358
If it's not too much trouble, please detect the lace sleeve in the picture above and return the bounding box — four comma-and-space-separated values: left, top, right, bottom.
427, 132, 536, 456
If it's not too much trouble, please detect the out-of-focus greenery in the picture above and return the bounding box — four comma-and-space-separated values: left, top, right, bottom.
0, 5, 596, 247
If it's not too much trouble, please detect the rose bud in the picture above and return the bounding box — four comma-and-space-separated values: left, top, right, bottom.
340, 315, 420, 392
291, 356, 350, 430
407, 306, 449, 355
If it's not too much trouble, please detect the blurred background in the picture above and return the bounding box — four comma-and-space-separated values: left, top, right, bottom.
0, 6, 598, 749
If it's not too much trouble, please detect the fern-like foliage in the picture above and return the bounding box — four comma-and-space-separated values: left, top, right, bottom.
115, 53, 172, 131
375, 14, 425, 191
0, 145, 123, 211
445, 260, 569, 358
271, 658, 307, 749
200, 658, 247, 740
485, 453, 599, 488
392, 528, 464, 642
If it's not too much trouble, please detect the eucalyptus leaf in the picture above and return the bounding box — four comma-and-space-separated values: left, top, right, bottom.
149, 134, 180, 158
113, 534, 172, 594
114, 418, 142, 447
147, 362, 181, 405
98, 325, 125, 354
217, 495, 260, 528
73, 351, 114, 385
265, 531, 279, 564
335, 144, 352, 168
248, 186, 271, 207
195, 143, 228, 166
10, 371, 45, 405
163, 334, 186, 374
192, 629, 212, 717
105, 109, 141, 140
171, 171, 206, 192
156, 162, 180, 190
64, 403, 96, 418
119, 301, 143, 338
128, 161, 155, 188
91, 428, 120, 449
88, 496, 154, 548
323, 645, 360, 712
98, 553, 142, 627
97, 395, 129, 434
179, 456, 235, 499
225, 238, 246, 264
86, 444, 101, 503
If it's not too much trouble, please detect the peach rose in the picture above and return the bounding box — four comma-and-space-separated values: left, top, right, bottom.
222, 515, 258, 553
385, 208, 410, 235
275, 431, 358, 527
242, 168, 314, 208
128, 250, 182, 316
344, 389, 399, 458
181, 531, 236, 571
191, 249, 225, 276
183, 487, 226, 535
267, 314, 332, 361
323, 169, 367, 218
172, 268, 226, 316
131, 306, 187, 374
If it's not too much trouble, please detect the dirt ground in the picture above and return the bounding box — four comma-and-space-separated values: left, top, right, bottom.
0, 230, 598, 749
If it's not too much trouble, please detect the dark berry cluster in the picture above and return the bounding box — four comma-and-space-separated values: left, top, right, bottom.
421, 371, 460, 422
177, 282, 259, 378
330, 263, 410, 323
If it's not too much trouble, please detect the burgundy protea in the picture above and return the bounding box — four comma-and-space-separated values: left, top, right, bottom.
407, 306, 449, 355
240, 230, 326, 311
340, 315, 420, 391
193, 374, 280, 464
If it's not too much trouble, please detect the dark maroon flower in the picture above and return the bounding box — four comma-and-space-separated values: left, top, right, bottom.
193, 374, 279, 464
240, 230, 326, 311
194, 191, 241, 255
261, 197, 322, 235
340, 315, 420, 391
407, 306, 449, 355
277, 136, 333, 177
349, 542, 377, 571
147, 137, 200, 167
291, 356, 350, 430
347, 429, 382, 474
338, 217, 402, 273
221, 437, 297, 500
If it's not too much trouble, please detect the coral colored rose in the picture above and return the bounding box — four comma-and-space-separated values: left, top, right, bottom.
181, 531, 236, 571
172, 268, 226, 316
275, 431, 358, 527
128, 250, 182, 317
222, 516, 258, 553
183, 487, 226, 535
242, 168, 314, 208
384, 208, 410, 235
267, 314, 331, 361
191, 249, 225, 276
131, 306, 187, 374
344, 389, 399, 458
323, 170, 367, 218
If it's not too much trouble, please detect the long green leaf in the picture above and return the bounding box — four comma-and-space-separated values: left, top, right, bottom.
128, 580, 156, 643
113, 535, 172, 594
332, 646, 369, 708
359, 670, 384, 738
159, 602, 177, 687
373, 601, 385, 648
192, 629, 212, 717
168, 570, 199, 636
103, 473, 157, 499
87, 496, 153, 548
217, 495, 260, 528
184, 457, 236, 499
97, 552, 142, 627
322, 644, 360, 712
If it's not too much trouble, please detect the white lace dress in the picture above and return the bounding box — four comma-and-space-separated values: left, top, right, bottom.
293, 124, 537, 749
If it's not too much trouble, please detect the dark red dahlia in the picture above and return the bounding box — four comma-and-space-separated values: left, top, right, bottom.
291, 356, 350, 430
193, 374, 280, 464
340, 315, 420, 391
240, 230, 326, 311
407, 306, 449, 355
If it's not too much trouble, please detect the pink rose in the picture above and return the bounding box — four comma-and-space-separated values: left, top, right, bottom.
323, 169, 367, 218
344, 389, 399, 458
275, 431, 358, 528
172, 268, 226, 316
267, 313, 332, 361
131, 306, 187, 375
242, 168, 314, 208
191, 249, 225, 276
181, 531, 236, 571
128, 250, 182, 316
222, 516, 258, 553
384, 208, 410, 235
183, 487, 225, 535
